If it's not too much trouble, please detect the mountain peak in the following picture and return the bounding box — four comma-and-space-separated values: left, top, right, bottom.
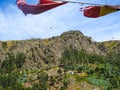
0, 30, 106, 69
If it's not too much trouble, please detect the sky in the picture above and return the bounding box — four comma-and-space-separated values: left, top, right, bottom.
0, 0, 120, 41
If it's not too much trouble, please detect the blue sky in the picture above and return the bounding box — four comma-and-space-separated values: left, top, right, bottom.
0, 0, 120, 41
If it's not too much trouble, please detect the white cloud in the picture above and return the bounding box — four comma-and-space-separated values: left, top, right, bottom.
0, 3, 82, 40
0, 0, 120, 42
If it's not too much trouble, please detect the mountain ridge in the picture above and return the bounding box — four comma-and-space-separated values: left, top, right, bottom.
0, 30, 120, 69
0, 30, 120, 90
0, 30, 107, 69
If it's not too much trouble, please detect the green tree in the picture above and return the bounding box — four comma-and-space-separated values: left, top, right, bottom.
1, 52, 26, 73
15, 53, 26, 68
37, 71, 48, 90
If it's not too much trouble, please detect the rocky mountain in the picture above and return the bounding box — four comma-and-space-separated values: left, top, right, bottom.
0, 30, 120, 90
0, 30, 106, 69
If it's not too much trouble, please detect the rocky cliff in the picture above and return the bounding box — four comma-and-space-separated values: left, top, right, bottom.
0, 30, 107, 69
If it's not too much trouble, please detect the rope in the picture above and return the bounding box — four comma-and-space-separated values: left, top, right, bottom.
53, 0, 105, 6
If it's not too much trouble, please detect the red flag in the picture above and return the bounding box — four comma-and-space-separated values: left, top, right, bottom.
16, 0, 66, 15
83, 6, 118, 18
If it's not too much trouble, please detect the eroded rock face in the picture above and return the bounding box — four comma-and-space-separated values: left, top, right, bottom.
0, 30, 106, 69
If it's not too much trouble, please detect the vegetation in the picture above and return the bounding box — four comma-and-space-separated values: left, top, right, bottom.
59, 46, 120, 90
0, 46, 119, 90
0, 52, 26, 90
0, 31, 120, 90
0, 52, 49, 90
1, 52, 25, 73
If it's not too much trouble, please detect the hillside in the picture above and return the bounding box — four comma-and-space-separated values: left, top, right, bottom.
0, 30, 119, 90
0, 30, 106, 69
100, 40, 120, 53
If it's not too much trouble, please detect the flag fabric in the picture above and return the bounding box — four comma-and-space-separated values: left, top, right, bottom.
84, 6, 117, 18
16, 0, 66, 15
